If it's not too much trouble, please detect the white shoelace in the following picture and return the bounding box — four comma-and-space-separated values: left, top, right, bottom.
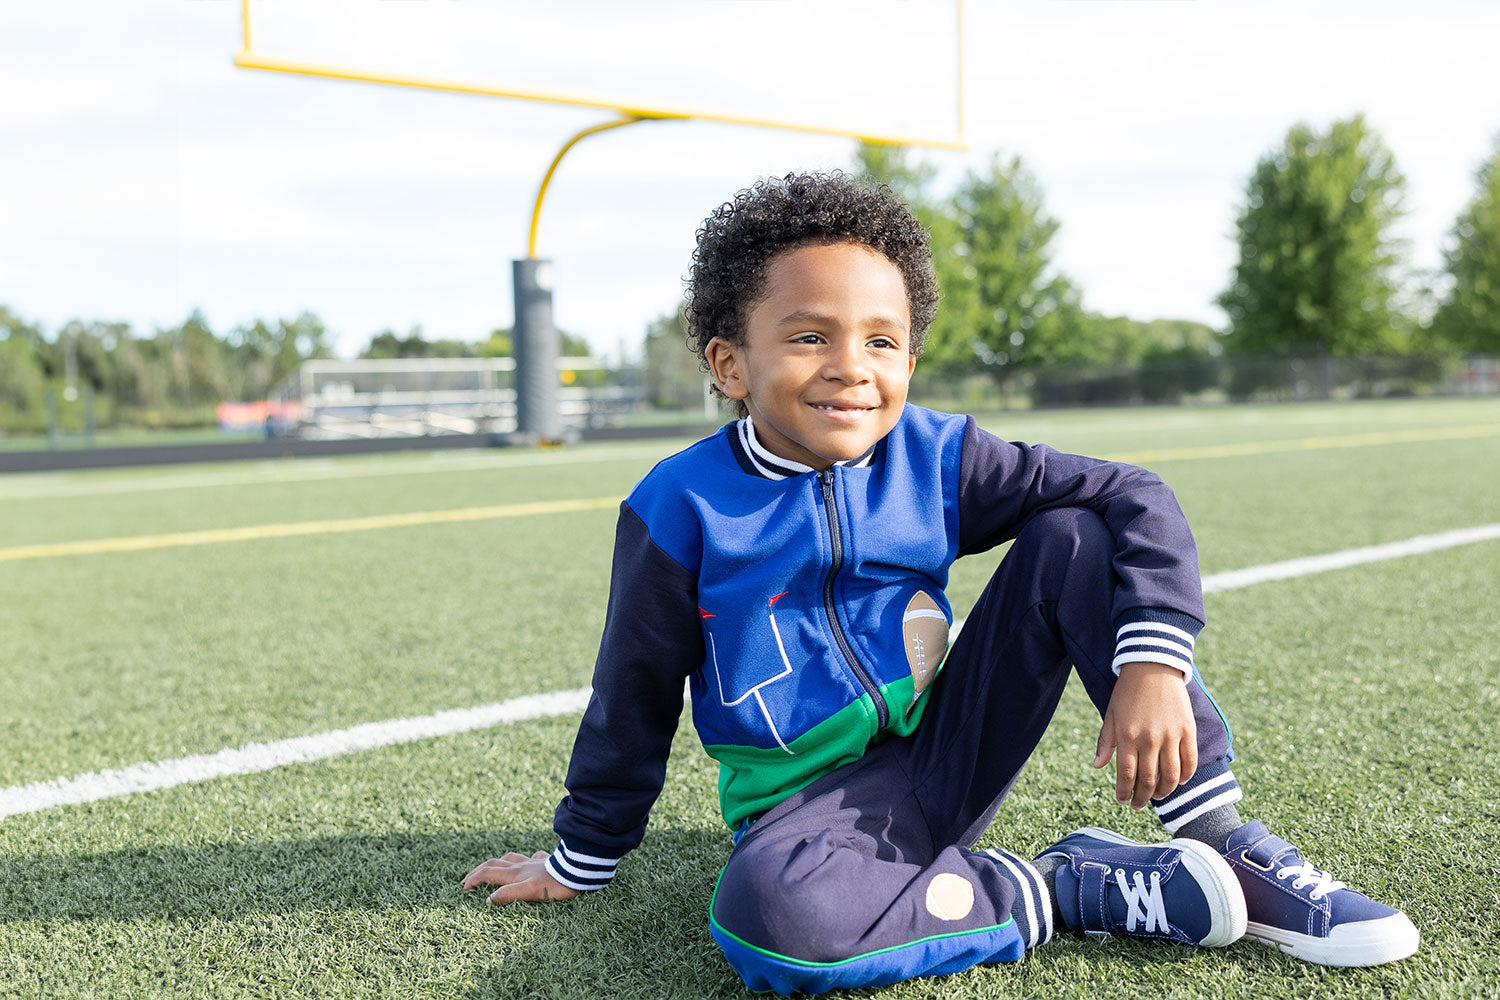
1116, 868, 1168, 934
1275, 862, 1347, 901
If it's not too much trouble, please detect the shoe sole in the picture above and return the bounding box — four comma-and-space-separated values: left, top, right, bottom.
1069, 827, 1248, 948
1246, 912, 1420, 967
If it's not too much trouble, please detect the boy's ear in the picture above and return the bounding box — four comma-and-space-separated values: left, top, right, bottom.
705, 336, 749, 400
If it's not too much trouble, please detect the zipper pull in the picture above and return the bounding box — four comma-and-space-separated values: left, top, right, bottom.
819, 468, 834, 501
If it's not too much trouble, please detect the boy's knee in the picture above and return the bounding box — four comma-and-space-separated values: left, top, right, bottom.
1013, 507, 1112, 566
712, 831, 859, 962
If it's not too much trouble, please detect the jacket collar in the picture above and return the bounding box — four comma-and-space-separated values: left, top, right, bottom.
727, 415, 878, 481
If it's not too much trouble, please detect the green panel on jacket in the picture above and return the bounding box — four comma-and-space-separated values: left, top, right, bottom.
704, 672, 935, 828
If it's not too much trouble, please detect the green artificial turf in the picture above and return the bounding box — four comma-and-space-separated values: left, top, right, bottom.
2, 398, 1498, 998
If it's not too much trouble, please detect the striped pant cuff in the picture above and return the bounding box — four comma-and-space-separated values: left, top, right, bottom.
983, 849, 1053, 950
545, 839, 619, 892
1152, 762, 1243, 835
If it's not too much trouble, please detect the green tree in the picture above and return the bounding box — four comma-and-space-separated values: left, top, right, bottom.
485, 329, 590, 358
1219, 114, 1410, 357
227, 311, 331, 398
641, 308, 707, 410
559, 331, 592, 357
477, 328, 513, 358
140, 310, 231, 404
366, 325, 589, 360
1137, 319, 1223, 362
1037, 313, 1144, 368
0, 307, 48, 423
1430, 140, 1500, 353
1, 305, 52, 369
361, 326, 469, 359
107, 326, 155, 409
858, 145, 1088, 372
854, 142, 940, 216
55, 319, 120, 395
854, 142, 968, 366
939, 154, 1083, 370
227, 319, 282, 399
276, 312, 332, 374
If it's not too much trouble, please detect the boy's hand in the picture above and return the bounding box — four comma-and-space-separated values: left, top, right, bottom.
461, 851, 581, 906
1093, 662, 1198, 810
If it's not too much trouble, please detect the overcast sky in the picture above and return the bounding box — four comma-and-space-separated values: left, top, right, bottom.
3, 0, 1498, 361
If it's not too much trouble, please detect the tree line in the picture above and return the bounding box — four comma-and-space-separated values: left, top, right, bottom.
1219, 114, 1499, 359
646, 115, 1498, 408
0, 310, 588, 433
0, 309, 336, 432
5, 114, 1498, 431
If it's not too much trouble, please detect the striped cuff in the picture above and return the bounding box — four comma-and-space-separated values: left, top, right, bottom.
1152, 761, 1243, 834
544, 839, 621, 892
984, 848, 1054, 950
1111, 609, 1202, 682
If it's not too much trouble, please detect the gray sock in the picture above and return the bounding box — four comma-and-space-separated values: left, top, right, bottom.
1029, 852, 1065, 926
1030, 851, 1065, 886
1174, 802, 1245, 851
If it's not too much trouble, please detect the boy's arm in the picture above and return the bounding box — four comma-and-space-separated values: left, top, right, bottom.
546, 502, 702, 889
955, 416, 1205, 635
955, 419, 1205, 803
464, 501, 702, 903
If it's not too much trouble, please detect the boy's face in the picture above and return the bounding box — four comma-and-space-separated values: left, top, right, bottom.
707, 242, 916, 471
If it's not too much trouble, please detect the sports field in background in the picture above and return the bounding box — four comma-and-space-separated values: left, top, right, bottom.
2, 397, 1498, 999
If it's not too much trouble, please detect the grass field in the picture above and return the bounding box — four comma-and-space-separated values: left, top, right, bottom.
2, 397, 1498, 999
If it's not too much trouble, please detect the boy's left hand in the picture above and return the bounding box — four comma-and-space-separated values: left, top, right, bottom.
461, 851, 580, 906
1093, 662, 1197, 810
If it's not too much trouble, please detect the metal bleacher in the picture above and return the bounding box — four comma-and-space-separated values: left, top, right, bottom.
270, 357, 636, 440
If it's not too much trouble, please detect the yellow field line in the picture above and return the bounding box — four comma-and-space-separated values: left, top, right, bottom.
4, 422, 1496, 563
1103, 422, 1499, 465
0, 496, 621, 562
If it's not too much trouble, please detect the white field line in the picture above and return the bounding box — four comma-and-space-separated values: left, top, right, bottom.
2, 523, 1496, 821
0, 690, 592, 821
1200, 523, 1500, 593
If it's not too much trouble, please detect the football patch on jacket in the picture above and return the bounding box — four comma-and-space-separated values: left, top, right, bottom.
902, 590, 948, 707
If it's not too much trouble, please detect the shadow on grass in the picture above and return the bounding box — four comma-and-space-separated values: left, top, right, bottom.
0, 827, 729, 922
0, 825, 1341, 1000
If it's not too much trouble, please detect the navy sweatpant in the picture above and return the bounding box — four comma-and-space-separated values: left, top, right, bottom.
709, 507, 1234, 994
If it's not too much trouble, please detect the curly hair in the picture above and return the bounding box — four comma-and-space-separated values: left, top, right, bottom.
685, 171, 938, 408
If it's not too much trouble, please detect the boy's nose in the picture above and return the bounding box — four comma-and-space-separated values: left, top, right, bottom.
821, 341, 871, 383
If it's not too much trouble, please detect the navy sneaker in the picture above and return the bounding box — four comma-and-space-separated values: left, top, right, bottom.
1037, 827, 1247, 947
1222, 822, 1419, 966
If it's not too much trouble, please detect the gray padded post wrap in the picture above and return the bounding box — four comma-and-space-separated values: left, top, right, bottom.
512, 258, 561, 440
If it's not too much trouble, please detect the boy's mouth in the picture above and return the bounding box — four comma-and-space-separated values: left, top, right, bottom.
808, 401, 878, 426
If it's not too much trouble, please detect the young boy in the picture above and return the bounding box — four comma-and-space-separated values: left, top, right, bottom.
462, 172, 1418, 993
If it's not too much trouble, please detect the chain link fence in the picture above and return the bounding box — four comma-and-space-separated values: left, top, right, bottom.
908, 356, 1500, 411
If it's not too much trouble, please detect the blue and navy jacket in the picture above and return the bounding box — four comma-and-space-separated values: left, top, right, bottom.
545, 405, 1205, 892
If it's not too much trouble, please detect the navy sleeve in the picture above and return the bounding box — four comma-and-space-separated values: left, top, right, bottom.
956, 416, 1206, 629
546, 501, 702, 891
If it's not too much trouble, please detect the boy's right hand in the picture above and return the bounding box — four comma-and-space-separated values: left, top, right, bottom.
461, 850, 581, 906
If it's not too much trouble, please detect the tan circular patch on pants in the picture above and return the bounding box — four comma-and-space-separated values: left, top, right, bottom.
924, 872, 975, 921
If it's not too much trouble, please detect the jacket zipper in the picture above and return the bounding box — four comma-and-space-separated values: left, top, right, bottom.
818, 469, 889, 731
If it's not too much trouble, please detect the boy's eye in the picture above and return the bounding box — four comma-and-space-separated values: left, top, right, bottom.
868, 336, 900, 350
791, 332, 824, 344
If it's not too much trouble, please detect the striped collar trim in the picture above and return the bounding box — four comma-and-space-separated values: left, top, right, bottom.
728, 416, 877, 481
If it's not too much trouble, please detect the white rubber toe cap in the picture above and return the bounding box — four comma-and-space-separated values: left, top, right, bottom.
1247, 910, 1420, 967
